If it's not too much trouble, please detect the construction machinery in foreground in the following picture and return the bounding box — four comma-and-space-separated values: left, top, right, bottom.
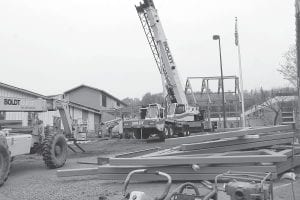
121, 170, 274, 200
123, 0, 211, 140
0, 96, 79, 186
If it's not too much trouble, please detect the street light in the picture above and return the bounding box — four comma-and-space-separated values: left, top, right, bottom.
213, 34, 226, 128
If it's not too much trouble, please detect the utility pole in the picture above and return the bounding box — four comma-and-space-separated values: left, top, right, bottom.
213, 35, 227, 128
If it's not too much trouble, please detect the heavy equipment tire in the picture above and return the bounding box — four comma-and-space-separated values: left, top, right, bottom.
164, 127, 169, 138
168, 126, 175, 138
0, 136, 10, 187
184, 126, 190, 137
42, 132, 67, 169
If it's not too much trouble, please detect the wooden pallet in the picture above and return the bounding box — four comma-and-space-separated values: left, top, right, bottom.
165, 125, 293, 145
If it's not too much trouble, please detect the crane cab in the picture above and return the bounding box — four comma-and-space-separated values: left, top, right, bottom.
167, 103, 201, 122
140, 104, 164, 120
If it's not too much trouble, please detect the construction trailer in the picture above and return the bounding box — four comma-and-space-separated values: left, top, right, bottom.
0, 96, 83, 186
123, 0, 212, 139
185, 76, 242, 129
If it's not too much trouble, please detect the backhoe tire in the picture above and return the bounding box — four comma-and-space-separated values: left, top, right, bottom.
42, 132, 67, 169
0, 136, 10, 187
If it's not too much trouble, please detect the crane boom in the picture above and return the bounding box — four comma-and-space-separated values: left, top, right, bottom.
123, 0, 212, 139
136, 0, 188, 105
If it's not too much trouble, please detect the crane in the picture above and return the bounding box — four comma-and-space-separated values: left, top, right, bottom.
122, 0, 211, 140
135, 0, 202, 122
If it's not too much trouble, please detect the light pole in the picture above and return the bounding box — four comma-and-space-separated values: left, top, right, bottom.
213, 35, 226, 128
296, 0, 300, 134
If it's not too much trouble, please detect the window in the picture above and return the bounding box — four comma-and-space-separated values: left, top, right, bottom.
0, 112, 6, 120
117, 101, 120, 107
167, 104, 176, 116
146, 106, 159, 119
160, 108, 164, 118
175, 104, 185, 114
102, 94, 107, 107
140, 108, 147, 119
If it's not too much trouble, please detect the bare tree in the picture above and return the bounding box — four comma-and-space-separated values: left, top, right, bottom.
278, 46, 297, 87
122, 97, 141, 107
259, 88, 289, 125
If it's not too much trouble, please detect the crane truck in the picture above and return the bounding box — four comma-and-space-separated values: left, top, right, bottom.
0, 96, 78, 186
123, 0, 211, 140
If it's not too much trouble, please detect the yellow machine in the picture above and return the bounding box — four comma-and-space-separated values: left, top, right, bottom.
0, 96, 78, 186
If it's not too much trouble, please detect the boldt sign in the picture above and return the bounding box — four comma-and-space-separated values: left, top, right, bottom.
3, 98, 21, 106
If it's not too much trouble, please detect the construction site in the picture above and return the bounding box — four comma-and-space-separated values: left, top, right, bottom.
0, 0, 299, 200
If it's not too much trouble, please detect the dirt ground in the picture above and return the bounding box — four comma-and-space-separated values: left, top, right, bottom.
0, 138, 299, 200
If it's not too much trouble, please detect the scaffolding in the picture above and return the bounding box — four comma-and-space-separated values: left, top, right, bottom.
185, 76, 242, 128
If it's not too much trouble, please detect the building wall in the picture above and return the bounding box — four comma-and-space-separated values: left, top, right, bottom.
0, 86, 36, 126
6, 112, 28, 126
38, 110, 61, 127
67, 106, 96, 132
65, 86, 125, 109
73, 107, 82, 121
65, 86, 127, 127
64, 87, 102, 110
0, 86, 98, 132
101, 112, 116, 122
106, 96, 118, 108
87, 112, 94, 131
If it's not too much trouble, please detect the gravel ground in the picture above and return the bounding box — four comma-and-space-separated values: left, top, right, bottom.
0, 138, 299, 200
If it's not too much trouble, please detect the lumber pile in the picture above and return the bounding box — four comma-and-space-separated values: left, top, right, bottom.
57, 125, 300, 182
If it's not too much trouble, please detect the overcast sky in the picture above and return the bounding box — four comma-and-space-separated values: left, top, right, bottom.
0, 0, 295, 100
